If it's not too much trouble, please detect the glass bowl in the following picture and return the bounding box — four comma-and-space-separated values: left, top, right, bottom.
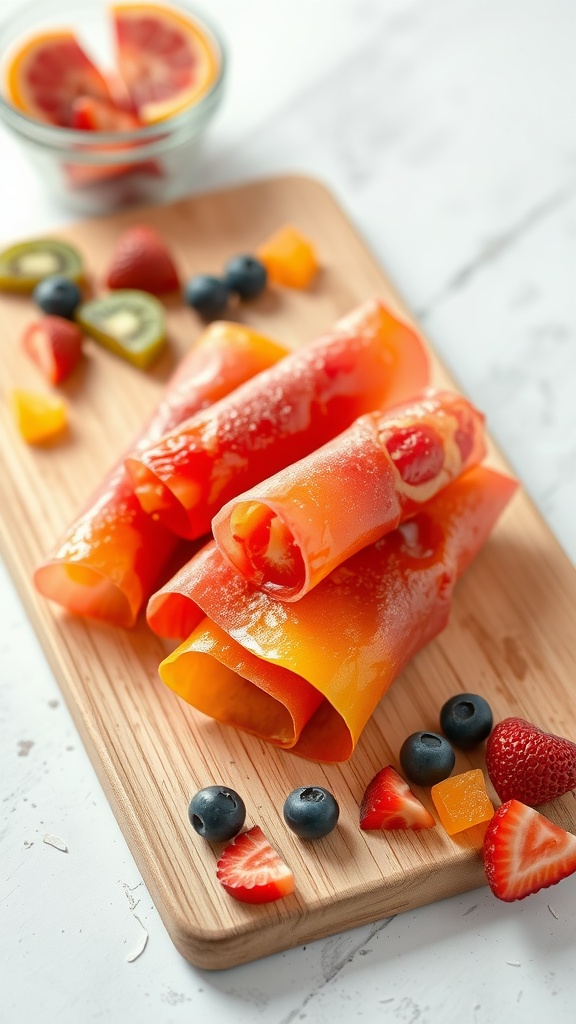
0, 0, 226, 213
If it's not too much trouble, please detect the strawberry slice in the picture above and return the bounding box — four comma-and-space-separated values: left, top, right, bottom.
70, 95, 142, 131
483, 799, 576, 902
360, 766, 436, 831
216, 825, 294, 904
106, 226, 180, 295
22, 316, 83, 384
385, 424, 444, 486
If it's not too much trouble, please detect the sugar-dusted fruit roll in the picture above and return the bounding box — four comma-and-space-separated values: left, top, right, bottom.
125, 299, 430, 540
34, 323, 288, 627
213, 389, 487, 601
150, 467, 517, 762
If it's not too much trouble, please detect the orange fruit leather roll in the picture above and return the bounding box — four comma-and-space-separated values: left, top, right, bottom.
33, 323, 288, 627
212, 389, 487, 601
125, 299, 430, 540
151, 467, 517, 762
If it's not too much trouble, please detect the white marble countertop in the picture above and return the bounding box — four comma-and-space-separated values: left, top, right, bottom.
1, 1, 575, 1021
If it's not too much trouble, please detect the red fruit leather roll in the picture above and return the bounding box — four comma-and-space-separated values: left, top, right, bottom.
33, 323, 288, 627
125, 299, 430, 540
213, 388, 487, 601
151, 467, 517, 762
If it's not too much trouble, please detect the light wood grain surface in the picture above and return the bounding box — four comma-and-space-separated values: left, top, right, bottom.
0, 176, 575, 969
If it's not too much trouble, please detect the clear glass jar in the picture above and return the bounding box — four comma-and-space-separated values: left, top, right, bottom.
0, 0, 226, 213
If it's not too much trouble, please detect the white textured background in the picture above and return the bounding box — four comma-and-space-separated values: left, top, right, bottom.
1, 2, 575, 1022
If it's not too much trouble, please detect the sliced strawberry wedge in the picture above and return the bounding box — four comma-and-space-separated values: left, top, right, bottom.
70, 95, 142, 131
22, 316, 83, 384
65, 98, 162, 189
483, 799, 576, 902
106, 225, 180, 294
216, 826, 294, 904
385, 424, 445, 487
360, 766, 436, 831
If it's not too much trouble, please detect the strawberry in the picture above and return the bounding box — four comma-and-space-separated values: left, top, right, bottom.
483, 799, 576, 901
70, 95, 141, 131
360, 765, 436, 830
106, 226, 180, 295
216, 825, 295, 904
486, 717, 576, 806
22, 316, 83, 384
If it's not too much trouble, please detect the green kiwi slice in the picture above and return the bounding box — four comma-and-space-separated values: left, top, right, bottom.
0, 239, 84, 292
76, 290, 166, 369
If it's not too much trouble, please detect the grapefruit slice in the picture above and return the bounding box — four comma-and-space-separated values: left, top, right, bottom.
112, 2, 220, 124
5, 31, 113, 127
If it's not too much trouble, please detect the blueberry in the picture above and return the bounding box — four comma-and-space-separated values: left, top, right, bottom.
283, 786, 339, 840
399, 732, 455, 786
440, 693, 493, 749
184, 274, 229, 318
224, 255, 267, 300
33, 275, 82, 319
188, 785, 246, 842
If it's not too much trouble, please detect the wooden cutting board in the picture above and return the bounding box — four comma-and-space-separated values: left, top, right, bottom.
1, 176, 575, 970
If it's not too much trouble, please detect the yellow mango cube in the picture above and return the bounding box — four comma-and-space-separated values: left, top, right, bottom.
12, 389, 68, 444
431, 769, 494, 836
257, 225, 318, 289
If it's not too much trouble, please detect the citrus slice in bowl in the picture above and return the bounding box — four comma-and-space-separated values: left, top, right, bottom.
112, 2, 220, 124
5, 31, 113, 127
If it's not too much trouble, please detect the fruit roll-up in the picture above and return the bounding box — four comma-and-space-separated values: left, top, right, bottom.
212, 388, 487, 601
34, 323, 288, 628
125, 298, 430, 540
151, 467, 517, 762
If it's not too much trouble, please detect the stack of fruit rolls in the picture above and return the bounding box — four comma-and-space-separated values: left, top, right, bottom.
149, 468, 517, 761
34, 322, 288, 627
125, 299, 430, 538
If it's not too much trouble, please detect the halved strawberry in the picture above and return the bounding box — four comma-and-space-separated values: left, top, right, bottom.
483, 799, 576, 902
106, 226, 180, 295
360, 765, 436, 831
216, 825, 294, 904
486, 717, 576, 807
22, 316, 83, 384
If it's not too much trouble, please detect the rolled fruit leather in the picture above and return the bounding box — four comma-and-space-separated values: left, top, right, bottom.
125, 299, 431, 540
150, 466, 517, 762
33, 323, 288, 627
212, 388, 487, 601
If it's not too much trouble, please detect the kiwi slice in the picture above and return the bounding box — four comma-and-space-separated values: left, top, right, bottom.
0, 239, 84, 292
76, 290, 166, 369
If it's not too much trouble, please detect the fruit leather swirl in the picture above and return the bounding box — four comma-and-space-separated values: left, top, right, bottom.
125, 299, 430, 540
212, 389, 487, 601
149, 467, 517, 762
34, 323, 287, 628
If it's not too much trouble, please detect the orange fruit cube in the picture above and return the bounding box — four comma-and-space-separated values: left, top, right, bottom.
12, 389, 68, 444
431, 769, 494, 836
257, 225, 318, 289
